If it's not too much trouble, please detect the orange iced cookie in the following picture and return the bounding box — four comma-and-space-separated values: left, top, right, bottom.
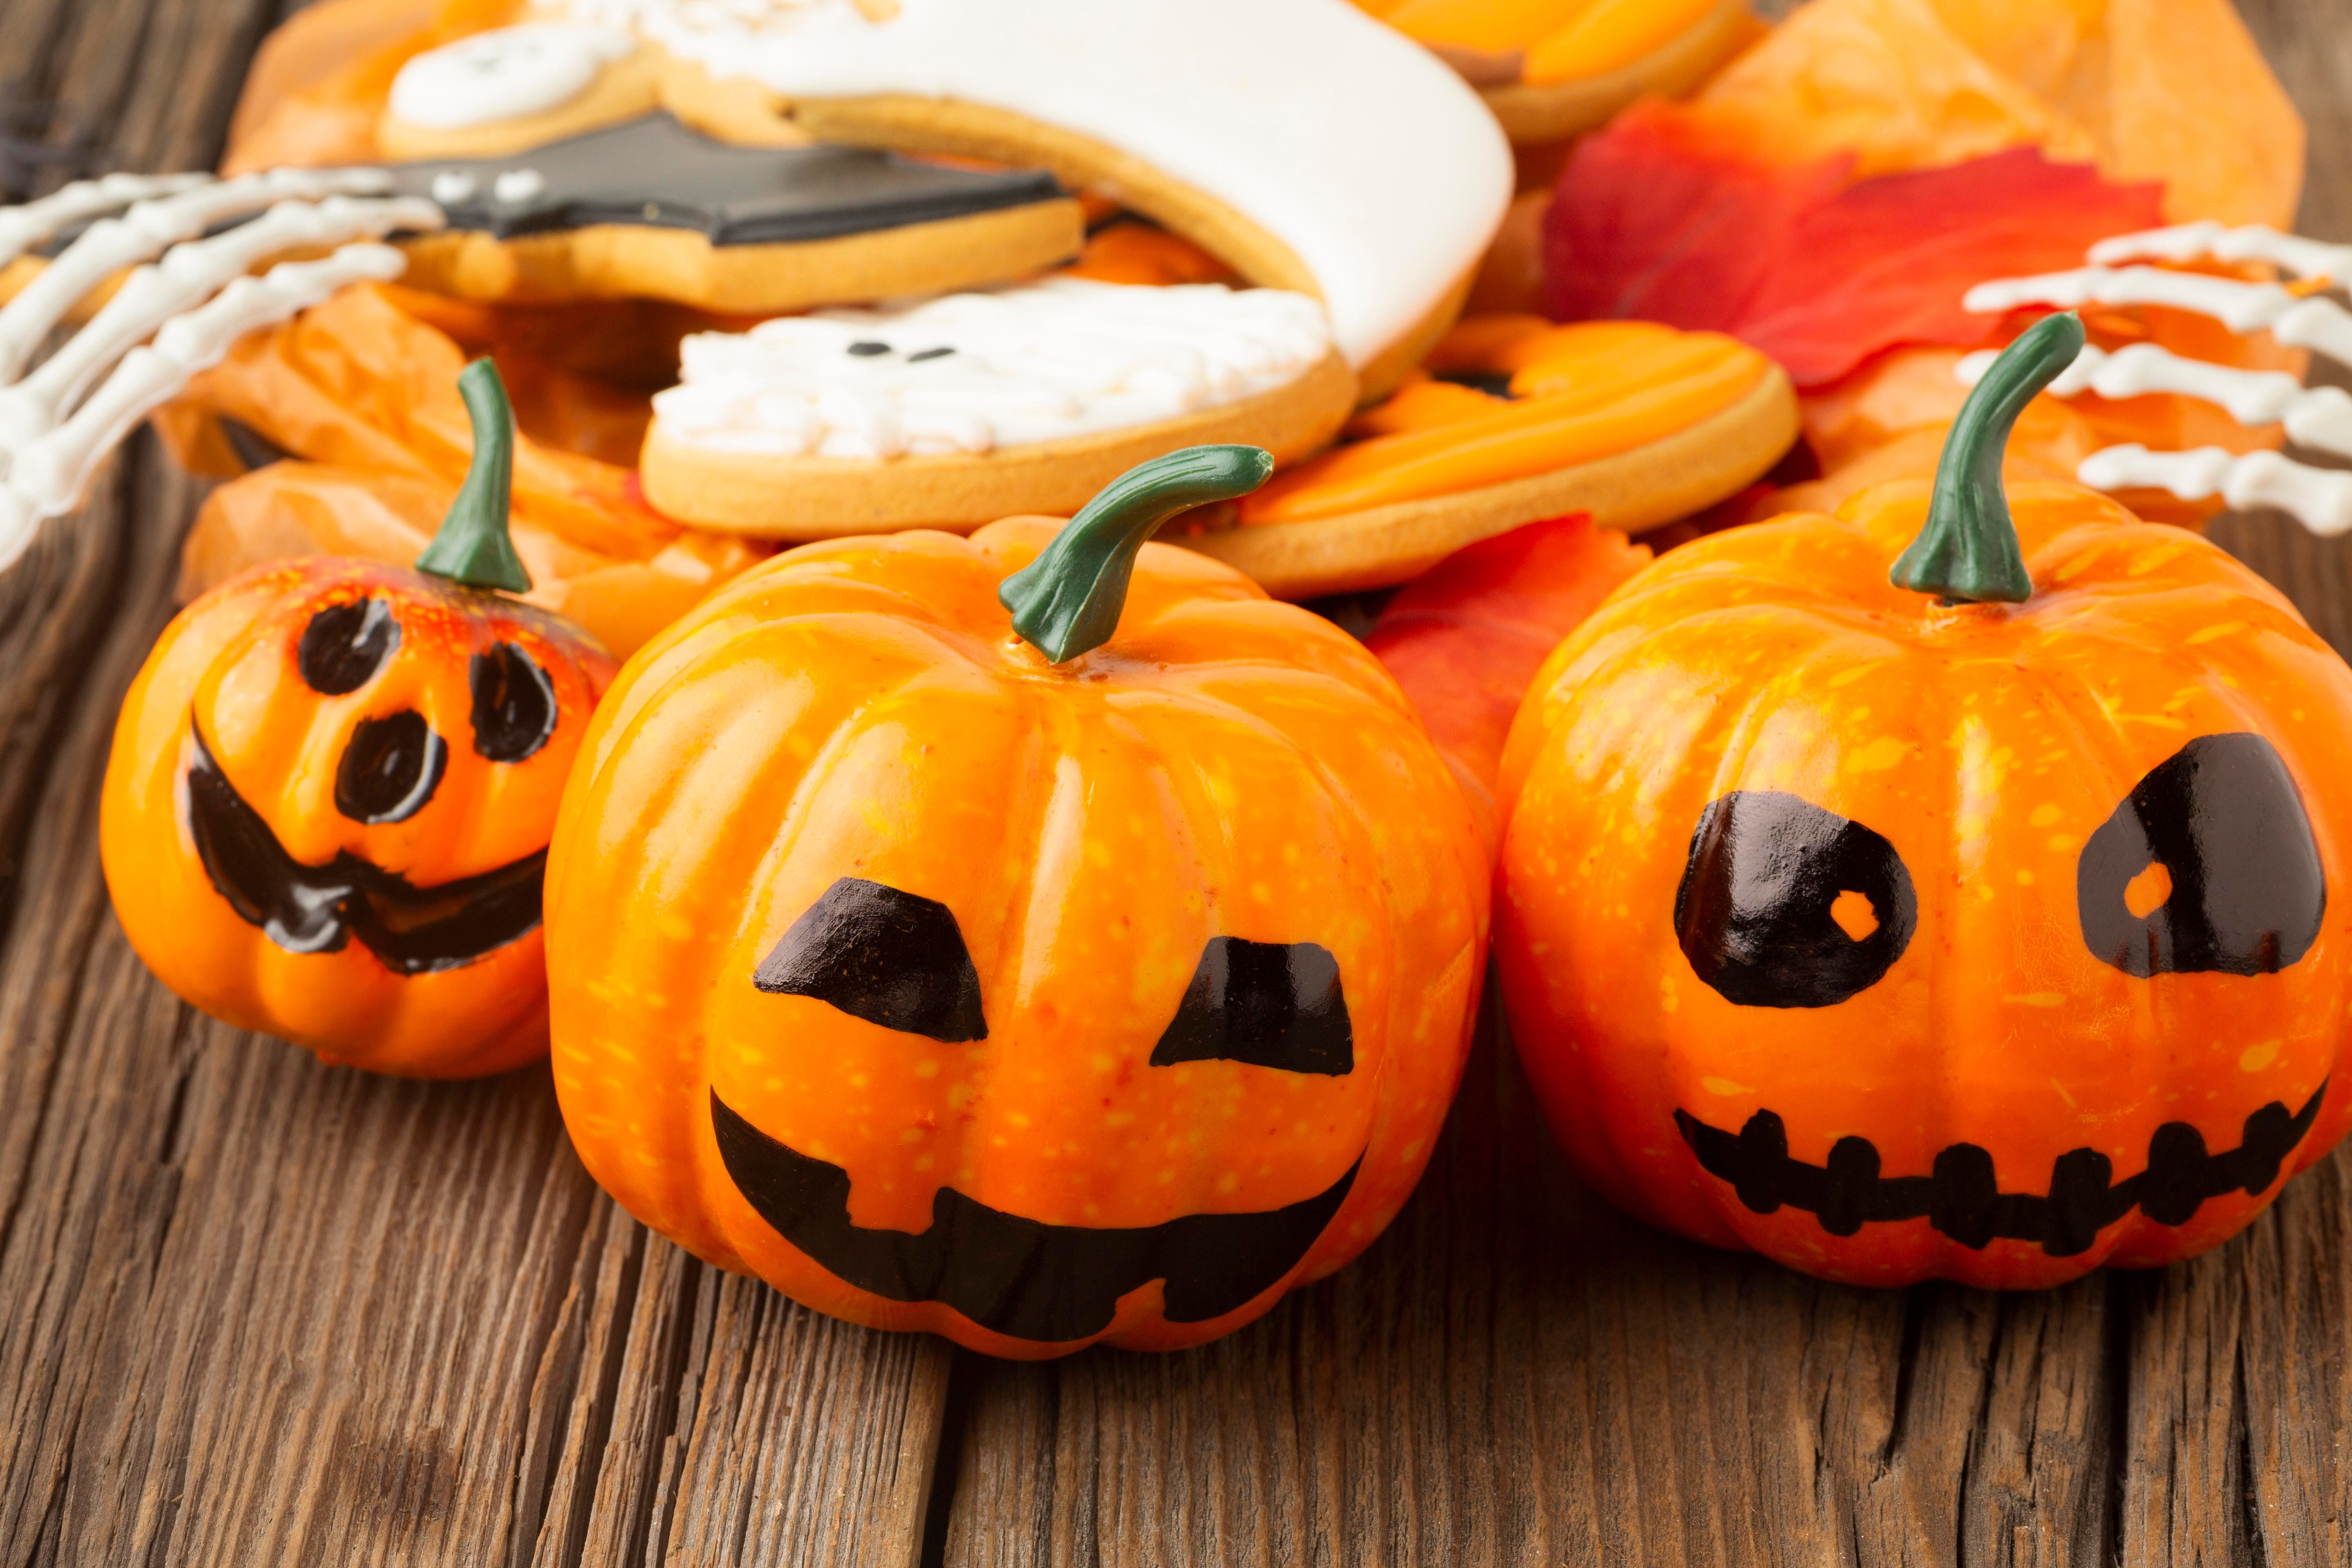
1176, 315, 1796, 599
1375, 0, 1760, 145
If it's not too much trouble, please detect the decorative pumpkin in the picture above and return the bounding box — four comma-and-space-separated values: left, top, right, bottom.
545, 447, 1490, 1356
102, 361, 617, 1078
1496, 313, 2352, 1288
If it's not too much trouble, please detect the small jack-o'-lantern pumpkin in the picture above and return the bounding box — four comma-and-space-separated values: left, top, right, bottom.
545, 447, 1489, 1356
102, 361, 617, 1078
1497, 314, 2352, 1287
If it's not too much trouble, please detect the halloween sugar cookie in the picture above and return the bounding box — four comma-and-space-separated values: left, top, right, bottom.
518, 0, 1512, 397
0, 116, 1084, 332
381, 110, 1083, 314
546, 447, 1490, 1356
379, 22, 666, 161
1177, 315, 1797, 599
640, 277, 1354, 536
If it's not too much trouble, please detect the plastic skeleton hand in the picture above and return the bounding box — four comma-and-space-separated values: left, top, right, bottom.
1958, 223, 2352, 537
0, 171, 443, 573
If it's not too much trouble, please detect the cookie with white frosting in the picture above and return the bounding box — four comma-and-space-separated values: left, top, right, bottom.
380, 23, 665, 161
641, 277, 1355, 536
405, 0, 1511, 399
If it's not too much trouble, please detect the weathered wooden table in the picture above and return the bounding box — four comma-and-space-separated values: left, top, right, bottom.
6, 0, 2352, 1562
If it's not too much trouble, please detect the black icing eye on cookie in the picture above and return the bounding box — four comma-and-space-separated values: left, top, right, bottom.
840, 342, 957, 362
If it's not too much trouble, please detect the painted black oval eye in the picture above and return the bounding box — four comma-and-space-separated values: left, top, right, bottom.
298, 599, 400, 695
1149, 937, 1353, 1076
334, 711, 448, 825
2077, 732, 2325, 977
755, 877, 986, 1042
1675, 791, 1919, 1009
469, 642, 557, 763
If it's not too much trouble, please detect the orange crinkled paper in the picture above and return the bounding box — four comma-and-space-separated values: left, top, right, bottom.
1687, 0, 2303, 228
168, 283, 766, 659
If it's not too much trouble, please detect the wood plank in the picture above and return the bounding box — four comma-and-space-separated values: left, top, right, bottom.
941, 1016, 2119, 1566
2112, 0, 2352, 1561
940, 3, 2352, 1564
0, 0, 953, 1561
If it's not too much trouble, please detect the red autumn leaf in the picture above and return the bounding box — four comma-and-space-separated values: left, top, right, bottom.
1367, 513, 1650, 850
1544, 102, 1851, 339
1544, 102, 2167, 388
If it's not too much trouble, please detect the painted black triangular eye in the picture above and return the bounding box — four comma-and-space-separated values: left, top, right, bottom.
1149, 937, 1353, 1076
470, 642, 557, 763
1675, 791, 1918, 1009
335, 710, 447, 824
298, 599, 399, 695
754, 878, 987, 1042
2077, 732, 2325, 977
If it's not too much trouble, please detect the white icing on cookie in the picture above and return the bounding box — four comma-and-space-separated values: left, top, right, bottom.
652, 277, 1332, 459
552, 0, 1512, 368
389, 24, 639, 130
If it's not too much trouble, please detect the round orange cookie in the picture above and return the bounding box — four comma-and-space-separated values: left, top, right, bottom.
1178, 315, 1798, 599
1368, 0, 1759, 145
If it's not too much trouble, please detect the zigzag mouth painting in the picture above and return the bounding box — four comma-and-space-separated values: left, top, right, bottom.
1675, 1084, 2325, 1257
1667, 729, 2332, 1255
184, 725, 546, 976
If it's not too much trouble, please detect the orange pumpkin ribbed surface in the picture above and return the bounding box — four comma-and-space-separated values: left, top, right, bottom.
102, 363, 615, 1077
1495, 317, 2352, 1287
545, 448, 1491, 1357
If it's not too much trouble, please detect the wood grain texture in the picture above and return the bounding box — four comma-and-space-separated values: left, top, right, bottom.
7, 0, 2352, 1564
0, 1, 949, 1564
939, 2, 2352, 1564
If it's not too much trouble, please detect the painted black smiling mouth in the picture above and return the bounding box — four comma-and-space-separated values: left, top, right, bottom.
185, 726, 545, 975
712, 1090, 1359, 1342
1675, 1080, 2325, 1258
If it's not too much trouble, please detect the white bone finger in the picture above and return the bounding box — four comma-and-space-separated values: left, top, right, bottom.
0, 486, 29, 577
2269, 294, 2352, 368
2087, 222, 2352, 282
0, 172, 215, 273
0, 243, 407, 574
1965, 265, 2352, 373
0, 167, 398, 383
2078, 443, 2352, 537
0, 194, 444, 456
1954, 341, 2352, 458
1963, 265, 2305, 333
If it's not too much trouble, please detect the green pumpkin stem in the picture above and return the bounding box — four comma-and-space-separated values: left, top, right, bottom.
414, 358, 532, 595
999, 445, 1275, 663
1889, 310, 2086, 606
